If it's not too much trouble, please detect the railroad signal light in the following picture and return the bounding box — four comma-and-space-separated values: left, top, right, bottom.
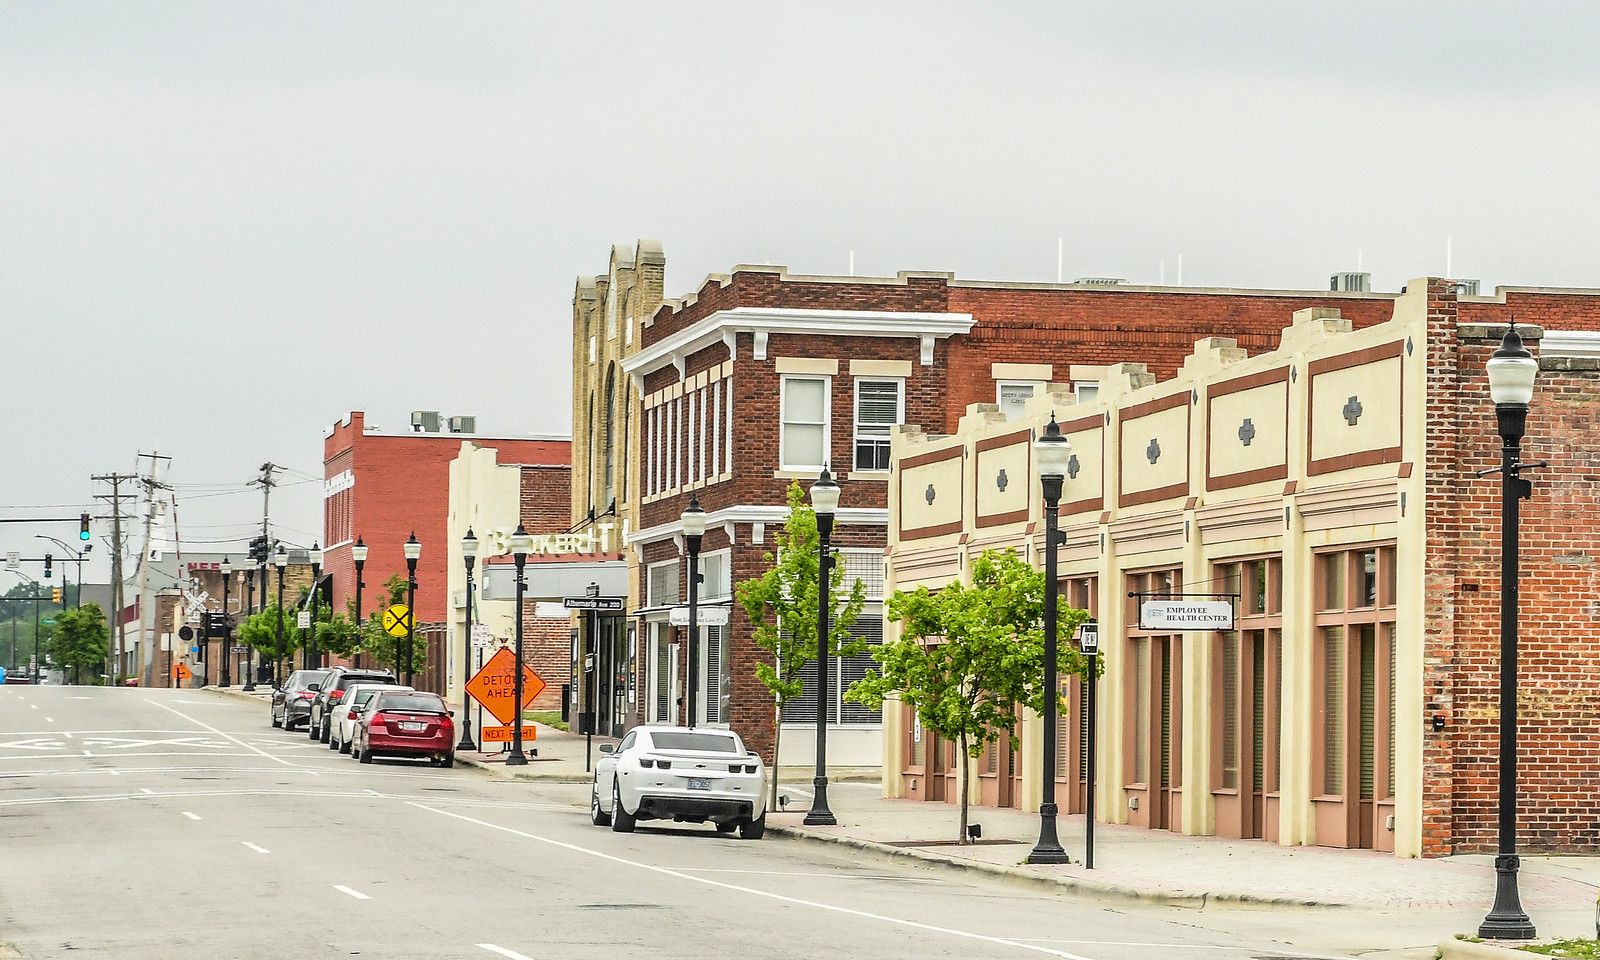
79, 513, 92, 541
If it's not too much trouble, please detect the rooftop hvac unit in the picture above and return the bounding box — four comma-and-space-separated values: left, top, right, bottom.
447, 416, 477, 434
410, 410, 442, 433
1330, 272, 1371, 293
1450, 279, 1480, 296
1074, 277, 1126, 286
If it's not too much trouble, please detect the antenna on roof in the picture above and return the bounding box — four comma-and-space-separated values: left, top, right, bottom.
1057, 237, 1064, 283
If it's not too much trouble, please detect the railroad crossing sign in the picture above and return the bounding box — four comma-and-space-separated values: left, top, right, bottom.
381, 604, 413, 638
172, 661, 193, 682
464, 647, 547, 725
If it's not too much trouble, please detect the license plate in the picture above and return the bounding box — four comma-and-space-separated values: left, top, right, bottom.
686, 777, 711, 791
399, 722, 425, 732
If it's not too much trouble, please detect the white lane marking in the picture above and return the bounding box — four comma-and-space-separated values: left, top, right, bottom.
62, 732, 73, 739
140, 788, 155, 795
142, 700, 295, 768
0, 788, 572, 813
44, 717, 54, 723
677, 868, 942, 883
107, 769, 119, 776
81, 751, 92, 757
243, 842, 271, 854
1012, 943, 1354, 960
29, 704, 38, 710
332, 885, 370, 901
71, 696, 95, 700
1, 752, 269, 762
409, 803, 1095, 960
182, 811, 201, 820
478, 946, 536, 960
364, 788, 382, 796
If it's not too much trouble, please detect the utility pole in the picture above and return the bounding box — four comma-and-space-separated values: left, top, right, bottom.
250, 463, 281, 614
93, 472, 138, 683
134, 452, 172, 685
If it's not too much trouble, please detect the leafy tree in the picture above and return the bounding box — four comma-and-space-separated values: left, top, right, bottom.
847, 549, 1092, 844
47, 603, 110, 683
316, 612, 362, 661
237, 603, 300, 658
357, 575, 426, 676
737, 481, 867, 806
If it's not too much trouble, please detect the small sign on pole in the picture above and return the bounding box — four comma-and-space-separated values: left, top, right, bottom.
297, 611, 311, 629
669, 605, 730, 627
4, 552, 18, 570
1077, 620, 1100, 656
563, 596, 623, 612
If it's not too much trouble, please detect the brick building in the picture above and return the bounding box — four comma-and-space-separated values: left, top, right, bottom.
322, 411, 568, 692
620, 264, 1407, 766
883, 278, 1600, 857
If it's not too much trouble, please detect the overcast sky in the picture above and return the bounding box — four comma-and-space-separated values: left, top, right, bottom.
4, 1, 1599, 580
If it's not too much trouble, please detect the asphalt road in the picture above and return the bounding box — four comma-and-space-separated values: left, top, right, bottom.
0, 685, 1383, 960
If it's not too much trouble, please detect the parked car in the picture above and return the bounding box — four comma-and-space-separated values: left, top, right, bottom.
308, 667, 397, 743
329, 682, 412, 754
271, 669, 329, 730
351, 690, 455, 767
590, 725, 766, 839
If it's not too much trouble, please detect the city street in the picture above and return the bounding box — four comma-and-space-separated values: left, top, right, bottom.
0, 685, 1384, 960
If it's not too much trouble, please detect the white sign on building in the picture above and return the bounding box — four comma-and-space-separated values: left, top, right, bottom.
669, 605, 731, 627
1138, 599, 1234, 631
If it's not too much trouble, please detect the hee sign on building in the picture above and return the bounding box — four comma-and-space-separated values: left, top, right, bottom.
464, 647, 547, 725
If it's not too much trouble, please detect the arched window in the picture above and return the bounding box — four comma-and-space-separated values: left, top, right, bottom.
587, 392, 596, 516
603, 365, 617, 509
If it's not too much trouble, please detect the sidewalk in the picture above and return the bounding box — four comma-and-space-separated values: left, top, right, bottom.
764, 793, 1600, 912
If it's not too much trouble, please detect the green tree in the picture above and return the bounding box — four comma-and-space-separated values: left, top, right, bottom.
237, 603, 299, 658
736, 481, 867, 806
47, 603, 111, 683
358, 575, 426, 676
316, 612, 362, 661
846, 549, 1092, 843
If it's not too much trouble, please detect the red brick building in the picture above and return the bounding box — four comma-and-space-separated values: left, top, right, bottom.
321, 410, 569, 644
621, 266, 1410, 766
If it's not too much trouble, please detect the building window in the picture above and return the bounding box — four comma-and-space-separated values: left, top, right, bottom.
698, 624, 731, 725
780, 376, 830, 471
997, 381, 1041, 421
1075, 381, 1100, 403
710, 380, 721, 481
780, 612, 884, 725
724, 377, 734, 476
603, 366, 616, 509
687, 390, 698, 486
670, 396, 680, 491
697, 550, 732, 602
699, 385, 709, 481
647, 560, 679, 609
853, 378, 902, 471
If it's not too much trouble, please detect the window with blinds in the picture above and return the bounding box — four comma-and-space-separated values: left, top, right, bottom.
701, 625, 729, 724
1358, 624, 1376, 801
837, 548, 886, 600
1159, 645, 1173, 789
1078, 685, 1089, 781
779, 611, 884, 725
651, 627, 672, 723
1220, 632, 1239, 790
1386, 624, 1396, 800
1133, 638, 1149, 783
853, 379, 903, 471
647, 561, 679, 608
1251, 633, 1266, 794
1322, 627, 1345, 796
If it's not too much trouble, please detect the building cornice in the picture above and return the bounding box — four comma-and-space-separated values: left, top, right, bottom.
628, 504, 889, 546
622, 306, 975, 381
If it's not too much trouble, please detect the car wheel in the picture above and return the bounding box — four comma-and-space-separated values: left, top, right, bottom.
739, 813, 766, 841
590, 782, 612, 826
320, 718, 332, 744
270, 708, 281, 729
338, 734, 351, 755
610, 781, 635, 833
438, 753, 455, 769
327, 729, 340, 750
358, 746, 373, 764
307, 712, 319, 740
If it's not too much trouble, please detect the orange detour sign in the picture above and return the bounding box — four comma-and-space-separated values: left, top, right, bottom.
172, 662, 193, 682
480, 724, 539, 744
464, 647, 547, 725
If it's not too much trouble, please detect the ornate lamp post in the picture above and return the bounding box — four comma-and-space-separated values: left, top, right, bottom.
1028, 415, 1072, 865
273, 545, 287, 687
681, 499, 706, 728
306, 543, 323, 670
804, 469, 841, 827
351, 537, 368, 669
1478, 322, 1539, 941
403, 533, 420, 686
241, 572, 257, 693
457, 529, 479, 752
219, 557, 233, 688
506, 525, 533, 766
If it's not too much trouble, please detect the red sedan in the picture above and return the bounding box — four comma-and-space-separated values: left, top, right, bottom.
352, 691, 456, 768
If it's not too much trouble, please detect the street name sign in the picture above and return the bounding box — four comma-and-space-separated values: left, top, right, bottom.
669, 605, 731, 627
4, 552, 17, 570
1077, 620, 1100, 655
464, 647, 548, 725
381, 604, 412, 638
562, 596, 624, 612
480, 724, 539, 744
1137, 599, 1234, 631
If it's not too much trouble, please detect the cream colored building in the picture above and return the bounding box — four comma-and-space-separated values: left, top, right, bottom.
885, 284, 1437, 856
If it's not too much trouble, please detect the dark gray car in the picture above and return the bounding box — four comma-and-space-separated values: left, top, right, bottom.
271, 669, 329, 730
309, 667, 398, 743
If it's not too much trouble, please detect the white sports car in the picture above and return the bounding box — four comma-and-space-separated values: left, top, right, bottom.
590, 725, 767, 839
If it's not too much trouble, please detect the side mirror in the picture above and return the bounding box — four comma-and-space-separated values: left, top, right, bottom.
448, 710, 455, 717
598, 744, 615, 755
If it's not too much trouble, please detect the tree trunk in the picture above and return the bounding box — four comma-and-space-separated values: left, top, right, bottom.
770, 702, 783, 809
958, 730, 971, 844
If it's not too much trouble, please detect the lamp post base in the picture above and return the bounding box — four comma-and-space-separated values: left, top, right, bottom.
1026, 803, 1070, 864
505, 751, 528, 766
456, 721, 477, 754
1478, 856, 1536, 940
803, 776, 836, 826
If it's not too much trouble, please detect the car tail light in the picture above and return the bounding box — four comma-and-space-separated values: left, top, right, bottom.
298, 691, 316, 700
368, 713, 388, 732
328, 690, 344, 703
728, 764, 742, 773
745, 764, 758, 774
639, 758, 655, 769
657, 760, 672, 770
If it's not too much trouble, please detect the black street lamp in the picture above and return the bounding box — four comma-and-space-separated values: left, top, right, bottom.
681, 499, 706, 728
1478, 322, 1540, 941
273, 544, 287, 688
307, 543, 323, 670
805, 469, 841, 827
351, 538, 368, 669
219, 557, 233, 688
403, 533, 420, 687
458, 529, 479, 752
241, 573, 257, 693
506, 525, 533, 766
1028, 415, 1071, 865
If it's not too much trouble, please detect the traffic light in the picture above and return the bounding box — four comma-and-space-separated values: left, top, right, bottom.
248, 535, 269, 563
51, 587, 61, 604
42, 554, 52, 580
79, 513, 91, 542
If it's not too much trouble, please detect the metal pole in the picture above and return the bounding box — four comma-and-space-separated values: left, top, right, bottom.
404, 563, 416, 687
309, 564, 321, 671
275, 565, 285, 689
353, 557, 365, 670
32, 593, 40, 683
457, 556, 477, 751
1086, 645, 1098, 869
220, 573, 232, 687
686, 536, 700, 728
1029, 475, 1068, 863
242, 574, 256, 692
805, 516, 837, 826
585, 610, 594, 772
507, 552, 528, 766
1479, 397, 1536, 939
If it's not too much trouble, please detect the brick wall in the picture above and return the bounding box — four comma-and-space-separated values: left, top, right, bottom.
520, 465, 571, 536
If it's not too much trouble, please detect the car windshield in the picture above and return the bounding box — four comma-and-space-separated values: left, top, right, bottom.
351, 689, 385, 707
293, 671, 329, 690
375, 694, 446, 714
649, 732, 739, 753
338, 673, 393, 688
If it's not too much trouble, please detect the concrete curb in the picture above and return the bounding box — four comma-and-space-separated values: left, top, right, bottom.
1435, 937, 1538, 959
202, 685, 270, 705
763, 824, 1343, 910
451, 751, 592, 784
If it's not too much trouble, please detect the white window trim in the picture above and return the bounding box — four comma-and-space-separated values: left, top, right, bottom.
724, 377, 734, 477
699, 386, 709, 483
1074, 380, 1100, 402
696, 547, 733, 602
687, 390, 698, 486
779, 374, 832, 473
996, 379, 1044, 421
853, 377, 904, 472
647, 558, 680, 608
711, 380, 722, 482
670, 397, 680, 492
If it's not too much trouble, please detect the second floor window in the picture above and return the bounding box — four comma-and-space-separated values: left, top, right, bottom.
781, 376, 830, 471
854, 379, 902, 471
